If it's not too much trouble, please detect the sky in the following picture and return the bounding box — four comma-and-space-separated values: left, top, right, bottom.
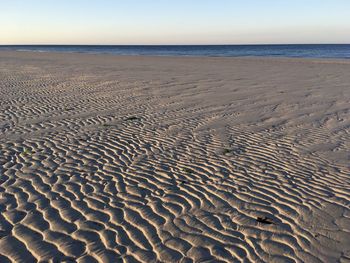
1, 0, 350, 45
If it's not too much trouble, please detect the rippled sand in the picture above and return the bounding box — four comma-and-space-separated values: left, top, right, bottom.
0, 51, 349, 262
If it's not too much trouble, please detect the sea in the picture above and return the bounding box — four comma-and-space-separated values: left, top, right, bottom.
1, 45, 350, 59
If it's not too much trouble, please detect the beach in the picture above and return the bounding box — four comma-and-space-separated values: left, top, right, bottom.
0, 51, 349, 262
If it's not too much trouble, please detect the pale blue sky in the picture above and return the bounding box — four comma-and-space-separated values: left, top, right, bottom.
1, 0, 350, 44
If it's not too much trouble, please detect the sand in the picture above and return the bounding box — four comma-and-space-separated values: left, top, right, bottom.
0, 51, 349, 263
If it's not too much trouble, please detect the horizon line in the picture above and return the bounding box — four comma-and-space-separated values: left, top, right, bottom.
1, 43, 350, 46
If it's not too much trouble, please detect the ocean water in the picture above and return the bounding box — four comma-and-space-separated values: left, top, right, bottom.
1, 45, 350, 59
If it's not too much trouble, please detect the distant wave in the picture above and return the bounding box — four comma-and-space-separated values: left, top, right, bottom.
17, 49, 48, 53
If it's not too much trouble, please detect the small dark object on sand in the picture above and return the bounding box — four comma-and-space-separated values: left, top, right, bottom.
64, 107, 74, 111
125, 116, 140, 121
183, 168, 193, 174
256, 216, 274, 225
223, 148, 231, 154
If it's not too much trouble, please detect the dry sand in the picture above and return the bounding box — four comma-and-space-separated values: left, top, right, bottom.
0, 51, 349, 263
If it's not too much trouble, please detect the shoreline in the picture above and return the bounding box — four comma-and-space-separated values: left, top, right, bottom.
2, 50, 350, 64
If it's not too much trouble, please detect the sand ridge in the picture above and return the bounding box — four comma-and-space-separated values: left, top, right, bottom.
0, 51, 349, 262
